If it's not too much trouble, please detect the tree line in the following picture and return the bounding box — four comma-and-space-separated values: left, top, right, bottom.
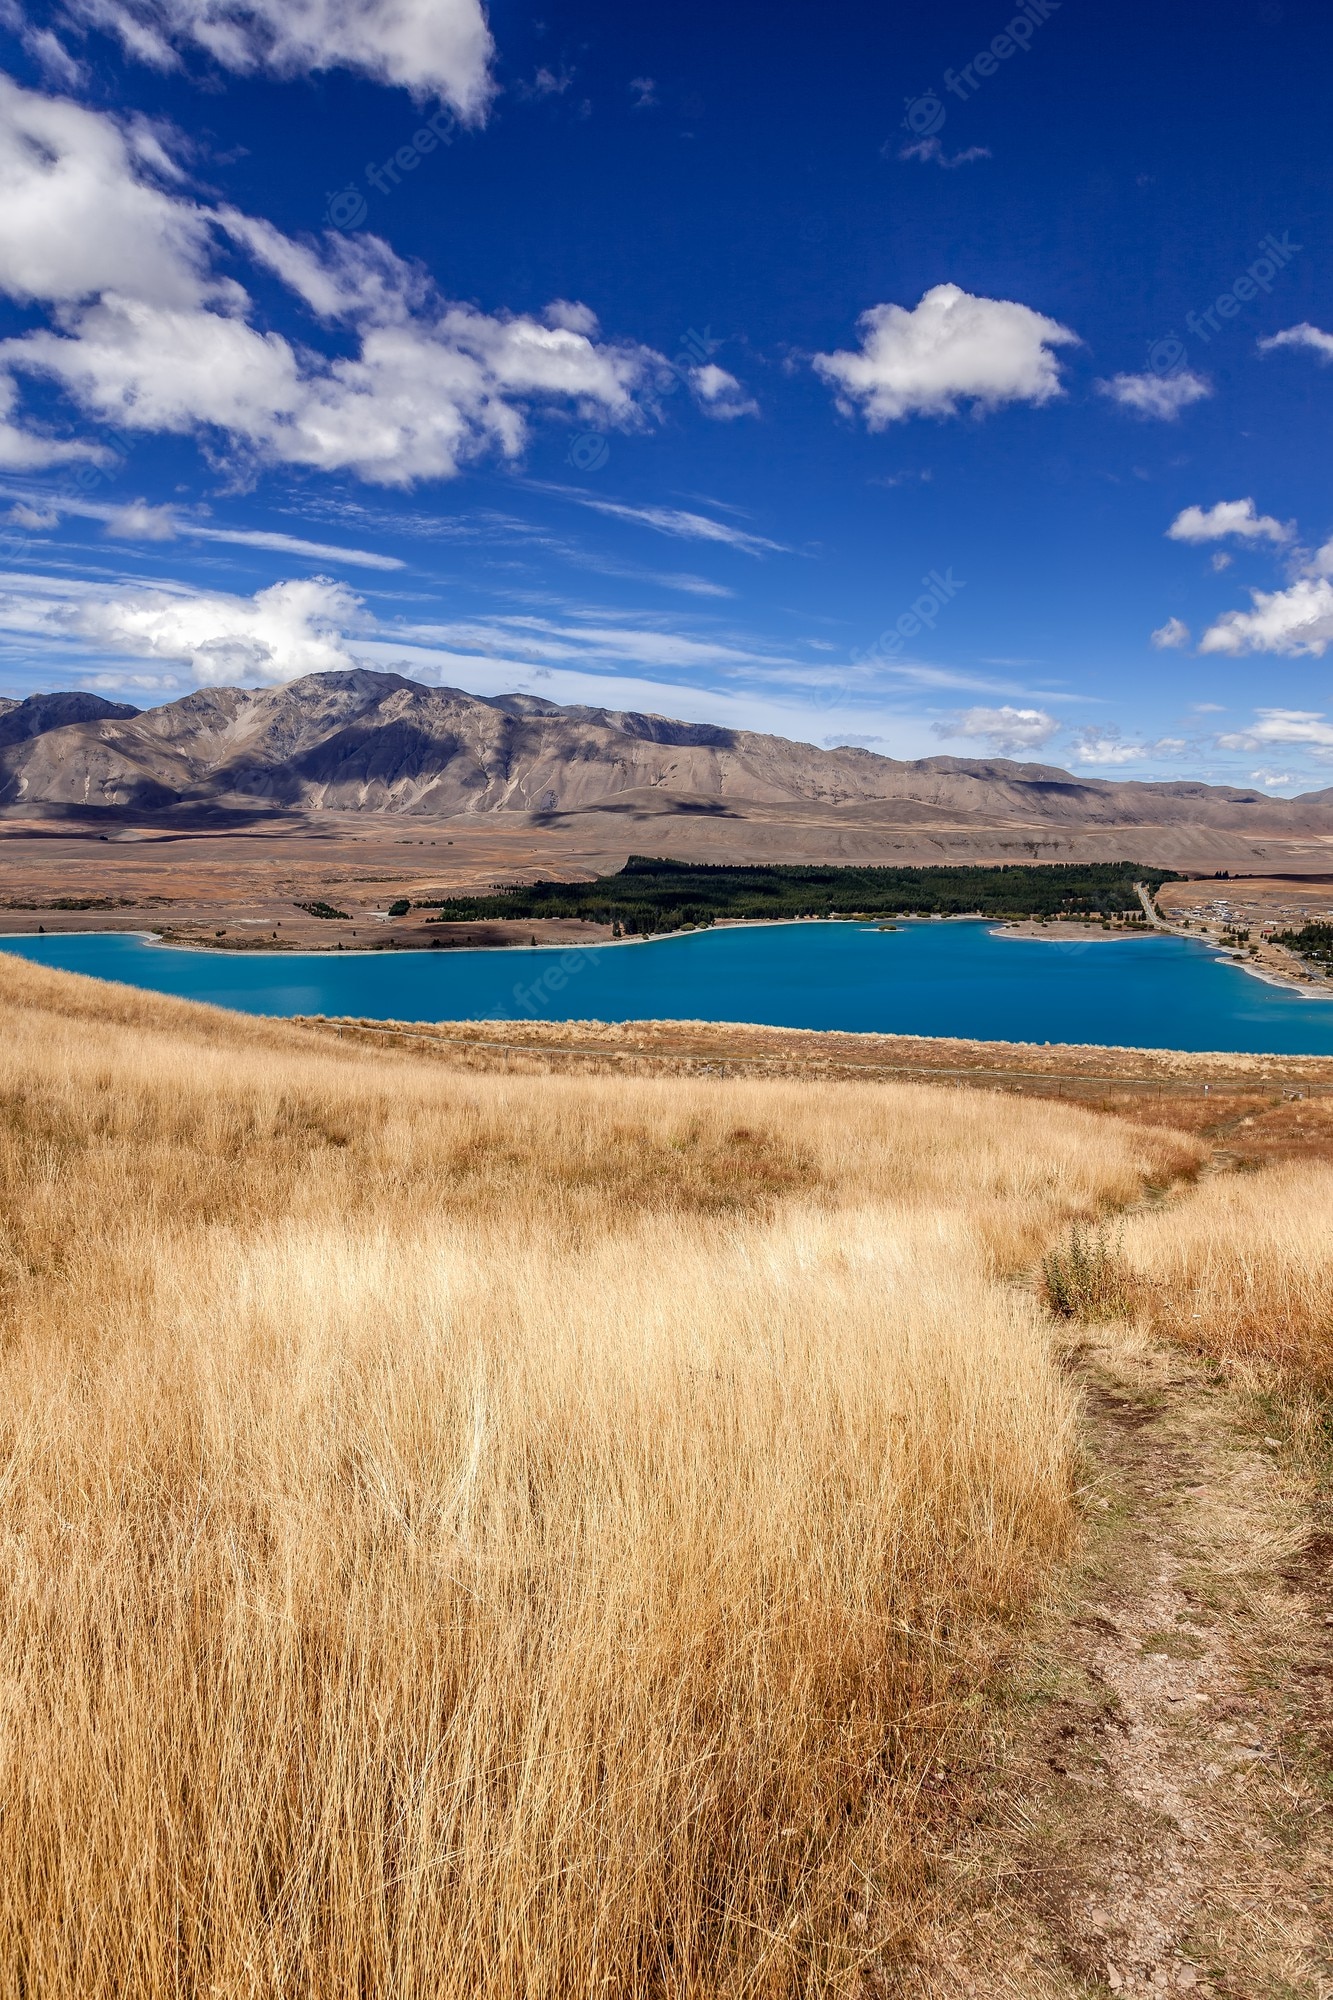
421, 859, 1181, 935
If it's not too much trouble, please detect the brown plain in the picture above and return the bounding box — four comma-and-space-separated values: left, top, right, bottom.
0, 952, 1199, 1996
1, 955, 1330, 1994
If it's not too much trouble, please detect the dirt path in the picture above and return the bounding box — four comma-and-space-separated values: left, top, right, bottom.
901, 1324, 1333, 1998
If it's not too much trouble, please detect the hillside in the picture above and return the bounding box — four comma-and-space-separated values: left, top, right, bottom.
4, 672, 1333, 875
0, 957, 1327, 1995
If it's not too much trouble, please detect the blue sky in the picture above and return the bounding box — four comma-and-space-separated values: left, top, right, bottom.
0, 0, 1331, 788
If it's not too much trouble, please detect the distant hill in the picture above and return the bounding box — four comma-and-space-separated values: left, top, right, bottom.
3, 668, 1332, 870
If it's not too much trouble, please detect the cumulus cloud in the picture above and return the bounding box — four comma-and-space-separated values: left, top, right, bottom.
1167, 498, 1291, 545
0, 76, 670, 486
1217, 709, 1333, 756
1151, 616, 1190, 650
0, 75, 213, 308
1200, 578, 1333, 657
813, 283, 1078, 427
1258, 322, 1333, 362
936, 704, 1060, 755
60, 576, 367, 684
1096, 370, 1212, 419
1068, 729, 1186, 767
62, 0, 496, 116
688, 363, 759, 420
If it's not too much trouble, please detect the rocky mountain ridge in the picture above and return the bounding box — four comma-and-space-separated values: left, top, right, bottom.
2, 672, 1331, 864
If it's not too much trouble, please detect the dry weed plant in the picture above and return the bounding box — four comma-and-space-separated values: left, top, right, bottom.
1120, 1162, 1333, 1390
0, 955, 1202, 1996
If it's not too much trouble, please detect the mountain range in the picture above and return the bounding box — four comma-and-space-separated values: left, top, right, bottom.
3, 670, 1333, 871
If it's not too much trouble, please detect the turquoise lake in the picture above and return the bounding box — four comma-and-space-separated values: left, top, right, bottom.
5, 921, 1333, 1054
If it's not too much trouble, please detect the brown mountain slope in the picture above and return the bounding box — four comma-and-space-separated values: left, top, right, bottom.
4, 670, 1333, 872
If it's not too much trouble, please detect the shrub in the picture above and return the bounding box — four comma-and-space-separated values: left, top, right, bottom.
1042, 1221, 1136, 1320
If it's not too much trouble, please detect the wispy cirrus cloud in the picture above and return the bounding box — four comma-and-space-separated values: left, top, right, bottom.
0, 486, 407, 567
545, 487, 789, 555
897, 137, 991, 168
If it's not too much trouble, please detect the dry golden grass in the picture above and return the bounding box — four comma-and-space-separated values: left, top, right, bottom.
0, 954, 1202, 1996
1119, 1164, 1333, 1389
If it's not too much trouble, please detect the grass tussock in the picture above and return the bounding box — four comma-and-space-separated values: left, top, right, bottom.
1120, 1163, 1333, 1390
1041, 1221, 1139, 1322
0, 954, 1203, 1995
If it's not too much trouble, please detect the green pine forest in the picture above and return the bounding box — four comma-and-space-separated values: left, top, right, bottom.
422, 858, 1181, 936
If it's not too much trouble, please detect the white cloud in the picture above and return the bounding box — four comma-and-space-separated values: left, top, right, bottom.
1151, 616, 1190, 650
897, 138, 990, 168
1218, 709, 1333, 755
935, 704, 1060, 755
1068, 729, 1186, 767
543, 299, 600, 337
1167, 498, 1291, 545
19, 26, 89, 88
1200, 577, 1333, 657
1096, 370, 1212, 419
102, 499, 179, 540
688, 363, 759, 420
629, 77, 656, 109
81, 670, 180, 690
1211, 551, 1232, 572
0, 74, 213, 308
394, 611, 801, 676
63, 0, 496, 117
0, 78, 670, 486
0, 484, 408, 566
62, 576, 366, 683
813, 283, 1078, 427
1249, 769, 1295, 789
0, 371, 108, 470
5, 499, 60, 529
1258, 322, 1333, 362
558, 492, 786, 555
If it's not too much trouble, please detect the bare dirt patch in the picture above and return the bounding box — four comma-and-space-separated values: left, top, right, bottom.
900, 1327, 1333, 1998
